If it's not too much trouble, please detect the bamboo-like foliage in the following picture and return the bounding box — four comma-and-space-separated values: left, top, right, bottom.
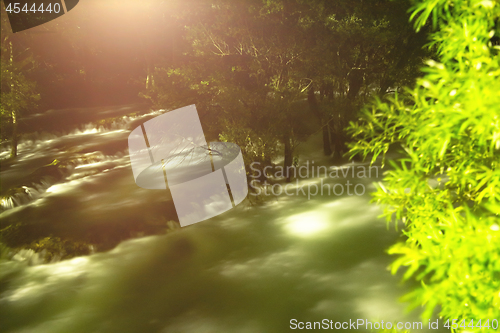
349, 0, 500, 329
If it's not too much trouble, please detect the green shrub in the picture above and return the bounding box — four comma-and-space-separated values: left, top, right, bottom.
349, 0, 500, 330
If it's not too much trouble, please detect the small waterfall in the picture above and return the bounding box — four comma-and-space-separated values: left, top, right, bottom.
0, 152, 129, 212
1, 181, 52, 211
9, 248, 48, 266
1, 242, 96, 266
0, 107, 166, 212
0, 108, 165, 158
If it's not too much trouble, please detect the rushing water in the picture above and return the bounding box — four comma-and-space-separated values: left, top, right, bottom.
0, 104, 444, 332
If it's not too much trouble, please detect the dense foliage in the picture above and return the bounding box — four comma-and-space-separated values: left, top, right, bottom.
1, 12, 40, 157
349, 0, 500, 328
1, 0, 428, 165
142, 0, 428, 177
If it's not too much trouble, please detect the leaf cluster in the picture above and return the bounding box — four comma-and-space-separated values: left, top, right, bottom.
348, 0, 500, 327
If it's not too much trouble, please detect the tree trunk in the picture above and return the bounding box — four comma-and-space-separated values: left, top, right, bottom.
308, 85, 332, 156
9, 40, 18, 158
322, 123, 332, 156
10, 110, 18, 158
347, 68, 364, 100
378, 28, 428, 95
330, 117, 347, 160
328, 121, 335, 148
283, 130, 293, 183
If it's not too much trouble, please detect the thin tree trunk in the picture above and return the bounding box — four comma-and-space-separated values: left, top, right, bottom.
308, 85, 332, 155
322, 123, 332, 156
9, 40, 17, 158
347, 68, 364, 100
283, 130, 293, 183
328, 121, 335, 148
378, 28, 428, 95
10, 110, 18, 158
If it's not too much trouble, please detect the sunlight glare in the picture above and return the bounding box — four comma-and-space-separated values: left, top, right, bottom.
284, 211, 330, 237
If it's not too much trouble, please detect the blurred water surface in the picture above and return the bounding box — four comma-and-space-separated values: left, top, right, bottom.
0, 104, 443, 333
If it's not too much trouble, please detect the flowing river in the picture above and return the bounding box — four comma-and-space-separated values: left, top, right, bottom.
0, 104, 444, 332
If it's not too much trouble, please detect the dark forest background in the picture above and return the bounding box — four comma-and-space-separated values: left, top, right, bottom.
1, 0, 432, 168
